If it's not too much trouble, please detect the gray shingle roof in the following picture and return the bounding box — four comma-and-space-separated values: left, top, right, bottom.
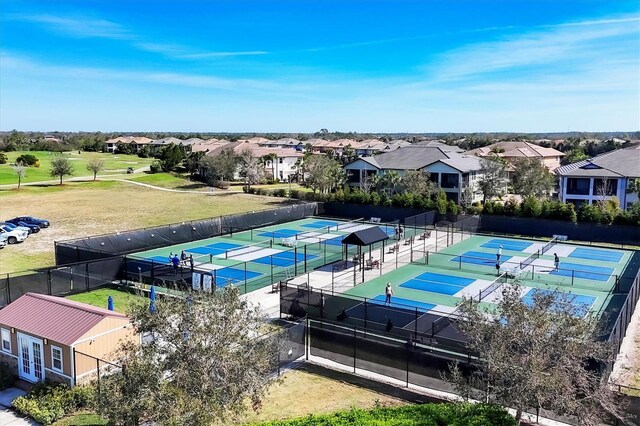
349, 146, 482, 172
555, 145, 640, 178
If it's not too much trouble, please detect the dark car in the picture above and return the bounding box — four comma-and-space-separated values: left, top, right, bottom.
17, 221, 41, 233
8, 216, 50, 228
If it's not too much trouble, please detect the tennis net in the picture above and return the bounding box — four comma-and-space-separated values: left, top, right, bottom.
335, 217, 366, 232
541, 237, 558, 255
520, 250, 540, 270
478, 272, 508, 301
225, 240, 272, 259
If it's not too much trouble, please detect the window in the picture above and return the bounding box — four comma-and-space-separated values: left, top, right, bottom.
1, 329, 10, 353
593, 178, 617, 196
278, 158, 283, 164
440, 173, 460, 189
51, 346, 63, 372
566, 178, 590, 195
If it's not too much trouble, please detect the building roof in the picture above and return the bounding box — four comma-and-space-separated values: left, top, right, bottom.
206, 141, 302, 158
555, 145, 640, 178
349, 146, 481, 172
0, 293, 128, 346
466, 141, 564, 159
105, 136, 153, 145
150, 137, 184, 146
341, 226, 389, 246
413, 140, 463, 152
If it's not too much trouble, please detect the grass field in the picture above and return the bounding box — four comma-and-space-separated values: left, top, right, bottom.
0, 181, 294, 274
128, 172, 211, 191
0, 151, 154, 185
66, 287, 145, 314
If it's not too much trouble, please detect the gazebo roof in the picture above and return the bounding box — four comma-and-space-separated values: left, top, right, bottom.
341, 227, 389, 246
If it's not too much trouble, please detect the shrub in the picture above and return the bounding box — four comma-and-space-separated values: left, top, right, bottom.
521, 196, 542, 217
254, 403, 516, 426
273, 188, 287, 197
435, 190, 447, 215
212, 180, 230, 189
0, 152, 7, 164
13, 382, 95, 425
15, 153, 39, 167
289, 189, 301, 199
149, 161, 162, 174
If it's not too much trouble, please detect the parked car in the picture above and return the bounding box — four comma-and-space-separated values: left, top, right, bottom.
0, 225, 28, 244
7, 216, 50, 228
0, 222, 34, 235
0, 235, 7, 249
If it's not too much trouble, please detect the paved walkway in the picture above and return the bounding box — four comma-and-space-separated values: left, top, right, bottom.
0, 388, 38, 426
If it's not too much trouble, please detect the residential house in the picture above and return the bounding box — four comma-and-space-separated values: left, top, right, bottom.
0, 293, 136, 386
466, 141, 565, 171
555, 145, 640, 210
202, 141, 303, 181
104, 136, 153, 153
344, 146, 486, 203
191, 138, 230, 153
149, 137, 186, 155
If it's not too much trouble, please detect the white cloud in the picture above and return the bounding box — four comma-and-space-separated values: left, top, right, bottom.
7, 13, 130, 39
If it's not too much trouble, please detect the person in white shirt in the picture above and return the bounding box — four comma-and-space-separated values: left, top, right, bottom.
385, 282, 394, 305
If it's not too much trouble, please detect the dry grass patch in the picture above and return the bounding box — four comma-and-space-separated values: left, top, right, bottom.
243, 367, 410, 424
0, 181, 295, 274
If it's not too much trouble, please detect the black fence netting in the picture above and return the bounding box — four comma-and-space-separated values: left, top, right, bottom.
55, 203, 318, 265
277, 321, 306, 372
0, 256, 125, 307
307, 319, 481, 397
280, 283, 470, 355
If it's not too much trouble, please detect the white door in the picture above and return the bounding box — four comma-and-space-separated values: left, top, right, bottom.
17, 334, 44, 383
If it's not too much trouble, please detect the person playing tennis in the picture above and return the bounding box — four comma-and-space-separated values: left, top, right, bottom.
385, 282, 394, 306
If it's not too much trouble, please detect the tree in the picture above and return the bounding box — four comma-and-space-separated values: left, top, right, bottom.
86, 158, 105, 181
158, 144, 186, 172
305, 155, 344, 193
340, 144, 357, 165
260, 153, 278, 180
478, 158, 507, 203
511, 158, 555, 198
49, 154, 74, 184
0, 153, 7, 164
562, 147, 588, 165
450, 282, 625, 425
459, 183, 475, 212
200, 149, 239, 183
402, 170, 434, 196
238, 149, 263, 190
96, 288, 279, 425
12, 162, 26, 190
184, 151, 205, 176
382, 170, 401, 195
15, 153, 39, 167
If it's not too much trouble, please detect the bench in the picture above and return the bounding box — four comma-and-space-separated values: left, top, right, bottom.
404, 236, 415, 245
365, 258, 380, 269
418, 231, 432, 240
271, 282, 280, 293
388, 243, 399, 254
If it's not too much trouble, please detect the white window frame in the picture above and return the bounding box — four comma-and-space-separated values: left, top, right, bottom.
51, 345, 63, 373
1, 329, 10, 353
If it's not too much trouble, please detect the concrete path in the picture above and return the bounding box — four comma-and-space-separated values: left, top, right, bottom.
0, 388, 38, 426
110, 179, 241, 195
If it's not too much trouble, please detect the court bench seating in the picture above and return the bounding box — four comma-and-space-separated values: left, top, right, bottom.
418, 230, 432, 240
388, 243, 400, 254
404, 235, 415, 245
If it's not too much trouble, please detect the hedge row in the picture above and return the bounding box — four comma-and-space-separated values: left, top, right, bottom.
254, 403, 516, 426
243, 186, 640, 225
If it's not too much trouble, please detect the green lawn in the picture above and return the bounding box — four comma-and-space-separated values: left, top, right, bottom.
129, 172, 210, 190
53, 413, 107, 426
66, 287, 146, 314
0, 151, 154, 185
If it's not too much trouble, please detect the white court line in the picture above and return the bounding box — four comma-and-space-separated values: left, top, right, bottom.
223, 247, 282, 262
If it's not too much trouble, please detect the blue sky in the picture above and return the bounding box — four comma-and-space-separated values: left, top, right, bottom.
1, 0, 639, 132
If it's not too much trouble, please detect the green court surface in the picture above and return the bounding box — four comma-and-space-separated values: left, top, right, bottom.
124, 217, 397, 294
344, 235, 635, 320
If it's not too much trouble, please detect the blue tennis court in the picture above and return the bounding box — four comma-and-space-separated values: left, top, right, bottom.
399, 272, 474, 296
188, 242, 243, 256
147, 255, 171, 263
549, 262, 614, 282
345, 295, 435, 328
522, 289, 596, 317
481, 238, 532, 252
258, 229, 300, 239
401, 279, 464, 295
253, 251, 317, 267
214, 267, 261, 286
452, 250, 512, 266
302, 220, 337, 229
568, 247, 624, 263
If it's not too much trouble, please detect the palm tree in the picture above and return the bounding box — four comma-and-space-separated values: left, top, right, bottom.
383, 170, 401, 195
